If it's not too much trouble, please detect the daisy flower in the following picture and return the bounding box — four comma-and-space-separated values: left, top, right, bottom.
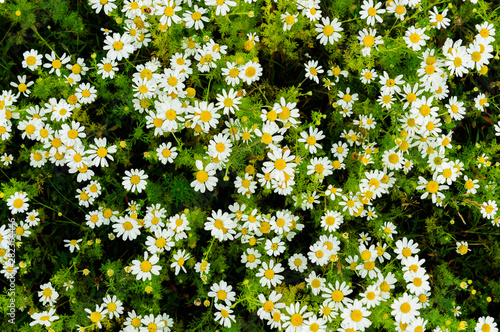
122, 169, 148, 193
381, 149, 404, 171
305, 271, 326, 296
315, 17, 343, 45
256, 260, 284, 288
191, 100, 221, 133
22, 49, 43, 71
379, 71, 404, 94
360, 0, 385, 26
208, 133, 233, 162
304, 60, 324, 84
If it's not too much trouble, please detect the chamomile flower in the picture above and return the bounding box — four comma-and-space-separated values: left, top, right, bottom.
156, 142, 178, 164
171, 249, 190, 275
463, 175, 479, 194
298, 127, 325, 154
474, 93, 489, 112
103, 32, 135, 61
429, 6, 450, 29
214, 303, 236, 328
239, 60, 263, 85
282, 302, 313, 332
208, 280, 236, 306
191, 159, 218, 193
315, 17, 343, 45
341, 300, 372, 331
205, 209, 237, 241
387, 0, 407, 20
235, 174, 257, 197
394, 237, 420, 260
305, 270, 326, 295
446, 47, 472, 77
38, 282, 59, 306
43, 51, 70, 76
281, 12, 298, 31
404, 26, 429, 52
63, 239, 82, 253
358, 28, 383, 56
322, 280, 353, 311
481, 200, 498, 219
222, 62, 242, 86
391, 293, 422, 324
102, 295, 124, 320
304, 60, 324, 84
112, 216, 141, 241
7, 191, 29, 215
216, 88, 241, 115
183, 5, 209, 30
475, 316, 498, 332
22, 49, 43, 71
360, 0, 385, 26
241, 248, 262, 269
87, 137, 116, 168
416, 175, 449, 204
256, 260, 284, 288
30, 308, 59, 327
97, 57, 118, 79
85, 304, 108, 329
122, 169, 148, 193
10, 75, 34, 98
475, 22, 496, 44
360, 68, 378, 84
